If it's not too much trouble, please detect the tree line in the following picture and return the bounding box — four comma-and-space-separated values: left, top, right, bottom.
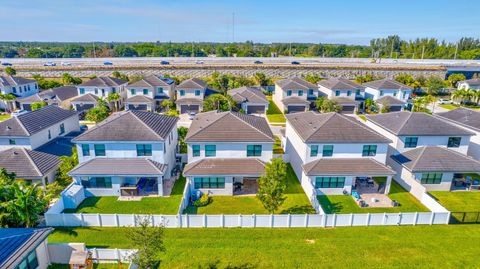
2, 36, 480, 59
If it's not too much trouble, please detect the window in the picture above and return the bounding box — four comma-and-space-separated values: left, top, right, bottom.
335, 90, 340, 96
310, 145, 318, 157
421, 173, 442, 184
101, 89, 105, 96
81, 144, 90, 156
59, 123, 65, 135
130, 89, 136, 95
205, 145, 216, 157
143, 89, 149, 95
195, 90, 201, 96
356, 89, 361, 95
287, 90, 292, 96
94, 144, 106, 156
402, 92, 408, 99
157, 87, 164, 94
79, 88, 85, 94
315, 177, 345, 188
16, 250, 38, 269
95, 89, 98, 95
9, 139, 15, 145
28, 85, 31, 91
81, 177, 112, 188
194, 177, 225, 189
179, 90, 185, 96
48, 130, 51, 139
362, 145, 377, 156
322, 145, 334, 157
192, 145, 200, 157
298, 90, 304, 96
136, 144, 152, 156
35, 84, 38, 90
308, 89, 314, 95
404, 137, 418, 148
448, 137, 461, 148
347, 90, 352, 96
393, 91, 397, 97
380, 90, 384, 96
112, 87, 116, 93
12, 87, 16, 93
247, 145, 262, 156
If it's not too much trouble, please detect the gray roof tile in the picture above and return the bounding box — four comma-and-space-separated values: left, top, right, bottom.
177, 78, 207, 89
127, 75, 175, 88
281, 96, 310, 105
275, 77, 316, 89
184, 158, 265, 176
363, 79, 412, 90
79, 77, 128, 87
376, 95, 406, 105
71, 93, 99, 103
303, 158, 395, 176
318, 78, 365, 90
228, 86, 268, 104
0, 76, 36, 87
69, 158, 166, 176
435, 107, 480, 132
0, 148, 61, 178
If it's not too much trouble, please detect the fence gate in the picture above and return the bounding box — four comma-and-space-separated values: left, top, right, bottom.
450, 212, 480, 224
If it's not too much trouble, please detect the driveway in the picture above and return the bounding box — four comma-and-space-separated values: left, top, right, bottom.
427, 103, 449, 113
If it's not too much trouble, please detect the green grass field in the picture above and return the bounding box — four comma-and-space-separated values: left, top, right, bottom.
273, 135, 284, 154
0, 114, 11, 121
48, 264, 129, 269
184, 165, 315, 214
48, 225, 480, 268
429, 191, 480, 212
266, 96, 286, 123
63, 177, 186, 214
318, 179, 429, 214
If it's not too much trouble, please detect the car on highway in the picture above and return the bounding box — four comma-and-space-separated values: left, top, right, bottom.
195, 60, 204, 64
61, 62, 72, 66
254, 60, 263, 64
103, 61, 113, 65
1, 62, 12, 66
11, 110, 28, 117
437, 99, 453, 105
160, 61, 170, 65
43, 62, 56, 67
291, 61, 300, 65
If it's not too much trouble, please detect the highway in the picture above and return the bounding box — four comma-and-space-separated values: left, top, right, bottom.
2, 57, 480, 69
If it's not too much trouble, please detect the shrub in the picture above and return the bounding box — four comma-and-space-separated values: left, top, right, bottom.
193, 193, 211, 207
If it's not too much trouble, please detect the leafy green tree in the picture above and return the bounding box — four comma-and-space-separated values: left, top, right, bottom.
85, 99, 110, 123
379, 101, 390, 113
5, 66, 16, 75
127, 216, 166, 269
303, 74, 323, 84
106, 92, 121, 112
316, 97, 342, 113
161, 100, 173, 112
315, 97, 326, 111
178, 127, 188, 154
425, 76, 445, 96
447, 73, 466, 88
129, 74, 144, 83
62, 73, 82, 85
5, 182, 47, 228
203, 94, 235, 112
0, 93, 17, 112
253, 72, 270, 86
257, 158, 287, 214
31, 101, 47, 111
55, 147, 78, 188
112, 71, 129, 81
208, 72, 230, 94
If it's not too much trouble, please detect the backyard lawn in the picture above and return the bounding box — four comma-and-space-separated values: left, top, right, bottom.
184, 165, 315, 214
273, 135, 284, 154
266, 96, 286, 123
48, 264, 129, 269
63, 176, 186, 214
318, 179, 429, 214
48, 225, 480, 268
429, 191, 480, 212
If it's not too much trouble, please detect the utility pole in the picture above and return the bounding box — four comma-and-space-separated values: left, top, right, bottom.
289, 42, 292, 57
92, 42, 97, 75
390, 42, 394, 58
191, 42, 194, 57
454, 42, 459, 60
421, 45, 425, 60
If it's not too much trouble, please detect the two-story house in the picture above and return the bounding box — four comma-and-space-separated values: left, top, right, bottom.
18, 85, 78, 111
227, 86, 269, 114
318, 78, 366, 114
285, 111, 394, 197
364, 79, 412, 112
183, 111, 275, 196
69, 110, 178, 197
457, 78, 480, 90
0, 147, 61, 187
0, 106, 80, 151
435, 107, 480, 161
0, 75, 39, 110
125, 75, 176, 112
72, 77, 128, 111
273, 77, 316, 113
175, 78, 209, 114
366, 111, 480, 191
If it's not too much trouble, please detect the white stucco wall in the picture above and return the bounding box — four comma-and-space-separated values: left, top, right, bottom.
0, 137, 31, 150
75, 175, 164, 196
35, 239, 51, 269
187, 142, 273, 163
468, 133, 480, 161
304, 143, 388, 164
458, 82, 480, 90
364, 87, 410, 102
176, 87, 205, 100
127, 85, 174, 100
187, 176, 234, 196
77, 84, 126, 98
318, 85, 364, 100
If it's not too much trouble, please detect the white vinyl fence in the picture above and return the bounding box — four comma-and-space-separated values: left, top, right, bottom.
45, 211, 450, 228
48, 243, 135, 264
177, 181, 190, 214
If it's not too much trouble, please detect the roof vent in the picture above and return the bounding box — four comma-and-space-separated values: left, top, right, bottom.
13, 151, 18, 155
6, 126, 11, 130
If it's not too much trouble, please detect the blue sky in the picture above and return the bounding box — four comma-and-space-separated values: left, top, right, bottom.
1, 0, 479, 44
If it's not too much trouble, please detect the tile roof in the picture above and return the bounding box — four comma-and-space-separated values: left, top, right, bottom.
366, 111, 474, 136
183, 158, 266, 176
175, 98, 203, 105
73, 110, 178, 141
177, 78, 207, 89
185, 111, 274, 142
459, 78, 480, 86
127, 75, 175, 87
376, 95, 406, 105
0, 106, 78, 136
0, 148, 61, 179
332, 97, 358, 105
228, 86, 268, 104
286, 111, 390, 143
391, 146, 480, 173
303, 158, 395, 176
0, 75, 36, 87
18, 86, 78, 104
281, 96, 310, 105
275, 77, 316, 89
78, 76, 128, 87
435, 107, 480, 132
69, 158, 166, 176
318, 78, 365, 90
0, 228, 53, 269
126, 95, 154, 103
50, 85, 79, 101
363, 79, 412, 91
71, 93, 99, 103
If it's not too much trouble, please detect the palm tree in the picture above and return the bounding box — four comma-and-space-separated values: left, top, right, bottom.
473, 90, 480, 105
451, 89, 466, 104
5, 182, 47, 228
0, 93, 17, 113
107, 93, 121, 112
